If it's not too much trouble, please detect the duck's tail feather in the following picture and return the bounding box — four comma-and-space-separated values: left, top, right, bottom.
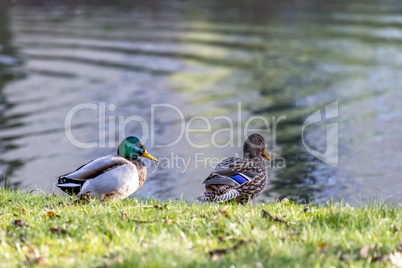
56, 177, 86, 196
197, 189, 240, 203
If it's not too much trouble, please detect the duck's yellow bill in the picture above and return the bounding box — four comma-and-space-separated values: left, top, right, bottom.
143, 150, 158, 162
262, 150, 271, 160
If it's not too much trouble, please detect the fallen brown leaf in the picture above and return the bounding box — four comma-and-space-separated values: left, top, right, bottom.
317, 242, 327, 249
33, 257, 45, 265
25, 251, 45, 266
372, 254, 387, 262
261, 210, 289, 226
219, 209, 231, 218
13, 219, 23, 227
13, 219, 26, 227
46, 211, 60, 218
49, 227, 68, 234
27, 246, 40, 258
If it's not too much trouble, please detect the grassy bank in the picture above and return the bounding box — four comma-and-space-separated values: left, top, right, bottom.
0, 190, 401, 267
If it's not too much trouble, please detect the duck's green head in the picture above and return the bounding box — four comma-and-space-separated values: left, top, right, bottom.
117, 136, 158, 162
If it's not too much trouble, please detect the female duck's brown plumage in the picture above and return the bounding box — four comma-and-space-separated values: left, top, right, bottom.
197, 134, 270, 204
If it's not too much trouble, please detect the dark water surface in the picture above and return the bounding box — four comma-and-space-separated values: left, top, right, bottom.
0, 1, 401, 203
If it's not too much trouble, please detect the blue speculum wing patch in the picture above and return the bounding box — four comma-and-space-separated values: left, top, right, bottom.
230, 174, 250, 185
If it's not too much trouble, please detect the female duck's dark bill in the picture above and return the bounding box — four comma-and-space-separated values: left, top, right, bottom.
262, 150, 271, 160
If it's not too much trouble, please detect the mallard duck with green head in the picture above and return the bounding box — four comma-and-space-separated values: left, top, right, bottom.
56, 136, 157, 200
197, 133, 270, 204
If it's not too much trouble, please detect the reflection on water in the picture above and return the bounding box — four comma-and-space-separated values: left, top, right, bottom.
0, 5, 23, 188
0, 0, 401, 203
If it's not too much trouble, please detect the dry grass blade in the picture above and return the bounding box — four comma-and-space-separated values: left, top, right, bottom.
261, 210, 289, 226
209, 248, 227, 256
209, 238, 251, 258
49, 227, 68, 234
132, 219, 157, 224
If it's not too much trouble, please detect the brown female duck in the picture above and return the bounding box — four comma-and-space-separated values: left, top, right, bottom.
197, 133, 270, 204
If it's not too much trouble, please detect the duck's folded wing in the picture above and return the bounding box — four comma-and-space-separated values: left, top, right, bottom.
202, 167, 253, 187
58, 155, 130, 182
78, 163, 139, 196
214, 157, 240, 169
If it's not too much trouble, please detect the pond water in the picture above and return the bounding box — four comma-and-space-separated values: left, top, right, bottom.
0, 0, 401, 204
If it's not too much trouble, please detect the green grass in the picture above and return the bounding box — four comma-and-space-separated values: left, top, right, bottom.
0, 190, 400, 267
